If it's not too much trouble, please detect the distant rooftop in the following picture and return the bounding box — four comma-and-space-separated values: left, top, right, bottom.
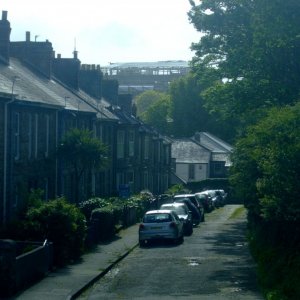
103, 60, 189, 69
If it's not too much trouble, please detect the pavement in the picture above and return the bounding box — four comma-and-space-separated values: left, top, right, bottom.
11, 224, 140, 300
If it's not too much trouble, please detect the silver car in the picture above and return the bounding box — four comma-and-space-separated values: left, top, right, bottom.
160, 203, 193, 235
139, 210, 184, 246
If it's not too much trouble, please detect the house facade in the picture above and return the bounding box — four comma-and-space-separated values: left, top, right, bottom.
0, 11, 172, 225
171, 132, 233, 184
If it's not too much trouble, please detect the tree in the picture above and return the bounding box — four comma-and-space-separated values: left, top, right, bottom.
188, 0, 300, 138
134, 90, 167, 116
230, 102, 300, 221
57, 128, 109, 204
169, 72, 225, 138
229, 102, 300, 299
141, 95, 171, 135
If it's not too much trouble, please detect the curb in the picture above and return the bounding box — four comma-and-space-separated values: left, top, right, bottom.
66, 242, 139, 300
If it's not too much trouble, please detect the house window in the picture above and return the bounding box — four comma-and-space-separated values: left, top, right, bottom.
44, 178, 49, 201
157, 142, 161, 162
144, 136, 150, 159
127, 171, 134, 184
28, 114, 32, 159
116, 172, 124, 190
128, 130, 135, 157
96, 124, 103, 141
34, 113, 38, 158
188, 164, 195, 180
213, 162, 223, 175
13, 112, 20, 160
165, 146, 170, 164
45, 115, 50, 157
143, 171, 149, 189
117, 130, 125, 159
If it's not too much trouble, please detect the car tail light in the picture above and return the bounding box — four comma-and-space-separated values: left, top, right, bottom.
139, 223, 145, 230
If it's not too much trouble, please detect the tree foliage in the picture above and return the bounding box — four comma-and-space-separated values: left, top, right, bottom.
26, 198, 87, 266
169, 72, 231, 139
141, 95, 171, 135
57, 128, 109, 203
134, 90, 167, 116
188, 0, 300, 138
230, 102, 300, 221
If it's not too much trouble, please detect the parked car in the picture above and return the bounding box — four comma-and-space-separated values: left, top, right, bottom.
173, 194, 205, 222
194, 192, 214, 213
173, 196, 201, 225
217, 189, 227, 205
203, 190, 223, 208
139, 210, 184, 246
160, 203, 193, 235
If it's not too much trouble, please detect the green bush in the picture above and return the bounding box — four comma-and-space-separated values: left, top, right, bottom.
25, 198, 87, 266
165, 184, 190, 195
124, 194, 153, 221
91, 207, 115, 240
248, 217, 300, 300
79, 197, 109, 220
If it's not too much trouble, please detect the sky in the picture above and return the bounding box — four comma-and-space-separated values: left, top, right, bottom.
1, 0, 201, 66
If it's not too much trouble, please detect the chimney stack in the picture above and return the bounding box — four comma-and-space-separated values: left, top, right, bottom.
0, 10, 11, 64
26, 31, 30, 42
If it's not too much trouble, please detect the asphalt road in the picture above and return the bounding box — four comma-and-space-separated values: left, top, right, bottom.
78, 205, 264, 300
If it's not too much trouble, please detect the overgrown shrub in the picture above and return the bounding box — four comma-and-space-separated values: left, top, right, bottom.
165, 184, 189, 195
79, 197, 109, 220
91, 207, 115, 241
25, 198, 87, 266
248, 216, 300, 300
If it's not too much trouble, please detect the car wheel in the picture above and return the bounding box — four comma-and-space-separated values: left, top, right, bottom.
139, 240, 146, 247
175, 235, 184, 244
187, 225, 193, 236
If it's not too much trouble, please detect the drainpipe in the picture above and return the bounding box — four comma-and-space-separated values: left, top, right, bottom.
3, 76, 18, 225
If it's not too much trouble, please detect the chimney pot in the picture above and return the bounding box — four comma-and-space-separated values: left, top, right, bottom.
26, 31, 30, 42
73, 50, 78, 59
2, 11, 8, 21
57, 53, 61, 59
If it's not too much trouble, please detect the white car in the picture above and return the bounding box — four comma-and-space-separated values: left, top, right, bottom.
160, 203, 193, 235
139, 210, 184, 246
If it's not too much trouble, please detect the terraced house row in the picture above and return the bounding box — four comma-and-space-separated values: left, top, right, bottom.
0, 11, 172, 224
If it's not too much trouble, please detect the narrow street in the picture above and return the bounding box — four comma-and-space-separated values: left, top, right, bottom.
78, 205, 264, 300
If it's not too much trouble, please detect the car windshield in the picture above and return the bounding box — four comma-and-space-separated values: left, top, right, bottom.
162, 205, 187, 215
143, 213, 172, 223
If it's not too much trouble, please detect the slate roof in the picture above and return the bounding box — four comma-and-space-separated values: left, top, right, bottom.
108, 105, 140, 126
193, 132, 233, 153
171, 138, 211, 164
0, 58, 117, 121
